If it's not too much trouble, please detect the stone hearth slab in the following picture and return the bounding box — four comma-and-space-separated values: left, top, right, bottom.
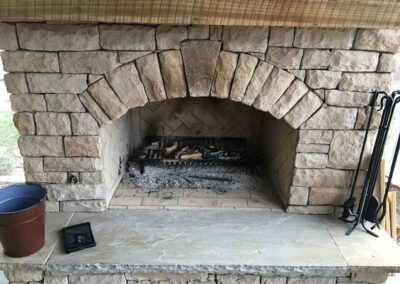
0, 212, 73, 267
43, 209, 397, 277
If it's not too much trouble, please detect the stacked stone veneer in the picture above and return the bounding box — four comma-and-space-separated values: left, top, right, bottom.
1, 23, 399, 213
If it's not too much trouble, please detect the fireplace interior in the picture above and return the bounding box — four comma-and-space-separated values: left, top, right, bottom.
106, 97, 296, 211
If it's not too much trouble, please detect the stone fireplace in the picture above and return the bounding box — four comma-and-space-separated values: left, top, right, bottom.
2, 23, 399, 213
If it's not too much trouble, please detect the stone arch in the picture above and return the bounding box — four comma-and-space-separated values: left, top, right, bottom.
78, 40, 322, 130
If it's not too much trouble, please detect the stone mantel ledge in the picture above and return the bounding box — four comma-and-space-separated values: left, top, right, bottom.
1, 210, 399, 283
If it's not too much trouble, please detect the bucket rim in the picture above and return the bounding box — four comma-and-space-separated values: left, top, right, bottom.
0, 183, 47, 215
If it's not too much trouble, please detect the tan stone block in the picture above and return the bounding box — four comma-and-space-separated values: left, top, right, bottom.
1, 51, 59, 72
188, 25, 209, 39
378, 53, 400, 72
354, 29, 400, 52
87, 79, 128, 120
298, 130, 333, 144
230, 54, 258, 102
301, 49, 331, 69
294, 28, 356, 49
211, 51, 238, 99
35, 112, 71, 135
65, 136, 101, 157
309, 187, 350, 205
288, 187, 309, 206
325, 90, 372, 107
60, 51, 120, 74
210, 26, 222, 40
44, 157, 102, 171
329, 50, 379, 72
222, 26, 269, 52
181, 40, 221, 97
302, 107, 358, 129
27, 73, 87, 93
293, 169, 352, 187
156, 25, 187, 49
13, 112, 35, 135
19, 136, 64, 157
339, 73, 391, 92
0, 23, 19, 50
118, 51, 152, 63
136, 53, 167, 101
284, 91, 322, 129
106, 63, 148, 108
23, 157, 43, 173
79, 91, 111, 126
295, 153, 328, 169
4, 73, 29, 94
46, 94, 86, 112
253, 67, 294, 112
242, 61, 273, 106
159, 50, 188, 99
99, 24, 155, 50
305, 70, 342, 89
269, 27, 294, 47
17, 23, 100, 51
266, 47, 303, 69
10, 94, 46, 112
25, 172, 68, 184
71, 113, 100, 135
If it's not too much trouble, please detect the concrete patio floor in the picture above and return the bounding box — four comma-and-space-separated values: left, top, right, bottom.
0, 209, 399, 280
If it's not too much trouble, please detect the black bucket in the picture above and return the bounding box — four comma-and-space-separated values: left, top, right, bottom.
0, 184, 47, 257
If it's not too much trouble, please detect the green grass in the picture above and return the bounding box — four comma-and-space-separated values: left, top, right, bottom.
0, 111, 19, 148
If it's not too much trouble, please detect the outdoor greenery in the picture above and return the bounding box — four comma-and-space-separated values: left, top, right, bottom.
0, 111, 19, 148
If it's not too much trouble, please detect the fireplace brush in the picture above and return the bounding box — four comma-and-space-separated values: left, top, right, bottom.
341, 90, 400, 237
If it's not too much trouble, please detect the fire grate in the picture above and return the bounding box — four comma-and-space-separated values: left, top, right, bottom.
132, 136, 253, 173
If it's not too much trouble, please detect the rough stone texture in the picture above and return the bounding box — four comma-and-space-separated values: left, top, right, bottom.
44, 276, 68, 284
99, 24, 155, 50
46, 184, 105, 201
0, 23, 19, 50
27, 73, 87, 93
309, 187, 349, 206
288, 187, 309, 206
295, 153, 328, 169
23, 157, 43, 173
355, 106, 382, 130
35, 112, 71, 136
284, 91, 323, 129
211, 51, 238, 99
46, 94, 86, 112
61, 200, 107, 212
328, 130, 375, 170
266, 47, 303, 69
293, 169, 352, 187
242, 61, 273, 106
60, 51, 120, 74
270, 80, 309, 119
44, 157, 102, 172
17, 23, 100, 51
217, 275, 260, 284
10, 95, 46, 112
156, 25, 188, 49
302, 107, 358, 130
118, 51, 152, 63
351, 271, 389, 283
4, 266, 43, 282
250, 52, 265, 60
288, 70, 306, 81
189, 25, 209, 39
287, 276, 336, 284
159, 50, 188, 99
329, 50, 379, 72
354, 29, 400, 52
106, 63, 148, 107
253, 68, 294, 112
297, 144, 330, 154
88, 79, 128, 120
88, 74, 104, 84
325, 90, 371, 107
19, 136, 64, 157
4, 73, 29, 94
299, 130, 333, 144
13, 112, 35, 135
222, 26, 269, 52
46, 201, 60, 212
301, 49, 331, 69
210, 26, 222, 40
269, 27, 294, 47
79, 91, 111, 126
339, 73, 391, 92
294, 28, 356, 49
1, 51, 59, 72
70, 113, 99, 136
306, 70, 342, 89
65, 136, 101, 157
230, 54, 258, 101
378, 53, 400, 72
136, 53, 167, 101
80, 172, 103, 185
181, 40, 221, 97
261, 277, 287, 284
25, 172, 68, 184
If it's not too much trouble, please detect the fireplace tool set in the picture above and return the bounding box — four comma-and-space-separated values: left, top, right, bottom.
341, 90, 400, 237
